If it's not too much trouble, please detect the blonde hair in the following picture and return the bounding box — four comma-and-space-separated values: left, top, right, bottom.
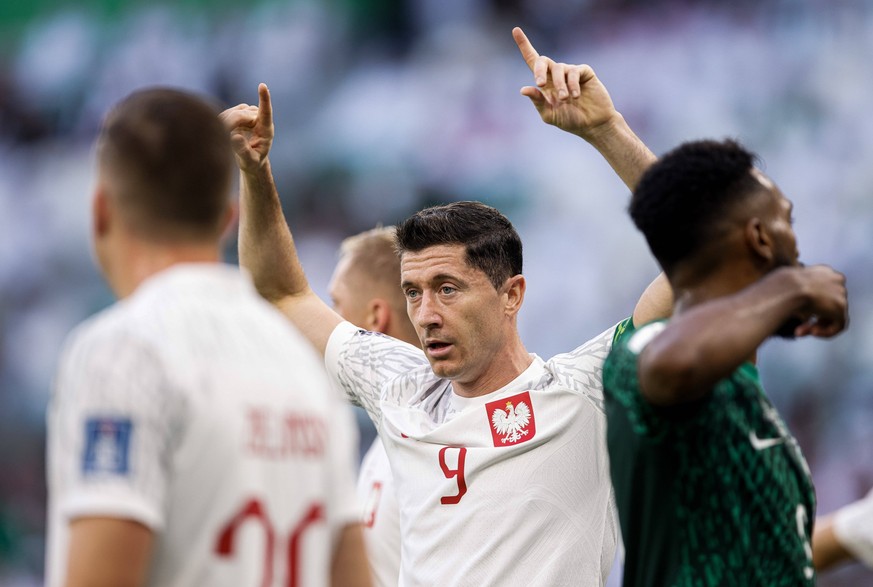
339, 226, 402, 296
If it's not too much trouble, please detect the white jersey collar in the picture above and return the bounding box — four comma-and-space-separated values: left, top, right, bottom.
133, 263, 251, 299
448, 354, 545, 415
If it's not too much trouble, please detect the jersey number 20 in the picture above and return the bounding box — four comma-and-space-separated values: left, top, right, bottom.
215, 498, 324, 587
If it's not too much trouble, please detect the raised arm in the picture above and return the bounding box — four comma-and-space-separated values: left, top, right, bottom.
221, 84, 341, 354
513, 27, 668, 325
638, 265, 848, 406
513, 27, 656, 191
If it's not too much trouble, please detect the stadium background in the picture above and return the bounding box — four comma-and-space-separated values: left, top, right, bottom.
1, 0, 872, 584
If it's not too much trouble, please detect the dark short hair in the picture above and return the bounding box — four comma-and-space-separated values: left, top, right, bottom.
97, 88, 232, 241
629, 139, 763, 274
395, 201, 523, 290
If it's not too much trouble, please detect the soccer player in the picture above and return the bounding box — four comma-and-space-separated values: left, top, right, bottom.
46, 88, 370, 587
603, 139, 849, 586
328, 226, 419, 587
225, 28, 672, 585
814, 489, 873, 571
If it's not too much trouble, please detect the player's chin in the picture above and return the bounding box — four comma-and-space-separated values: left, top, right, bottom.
427, 357, 465, 380
429, 361, 456, 379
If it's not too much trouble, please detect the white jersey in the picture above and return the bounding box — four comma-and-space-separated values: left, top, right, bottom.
357, 437, 401, 587
326, 321, 619, 587
834, 488, 873, 567
47, 264, 360, 587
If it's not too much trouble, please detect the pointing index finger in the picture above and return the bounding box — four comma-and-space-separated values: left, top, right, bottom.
257, 83, 272, 127
513, 27, 539, 72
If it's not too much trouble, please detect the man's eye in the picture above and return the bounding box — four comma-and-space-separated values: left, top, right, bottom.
406, 290, 419, 299
441, 286, 456, 295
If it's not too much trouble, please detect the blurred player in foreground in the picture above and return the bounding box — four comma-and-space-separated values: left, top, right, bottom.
46, 88, 370, 587
328, 226, 418, 586
604, 139, 848, 586
814, 488, 873, 571
224, 27, 673, 585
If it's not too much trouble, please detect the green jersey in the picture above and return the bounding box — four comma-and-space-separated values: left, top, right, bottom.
603, 318, 816, 587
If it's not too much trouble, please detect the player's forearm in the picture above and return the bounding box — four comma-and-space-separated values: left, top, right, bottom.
64, 518, 153, 587
813, 515, 855, 571
580, 113, 657, 192
639, 268, 809, 405
331, 524, 373, 587
238, 160, 313, 303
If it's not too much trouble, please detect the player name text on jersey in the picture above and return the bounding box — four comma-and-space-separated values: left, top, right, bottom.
246, 407, 327, 459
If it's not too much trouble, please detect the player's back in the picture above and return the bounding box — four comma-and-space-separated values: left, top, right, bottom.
47, 265, 358, 587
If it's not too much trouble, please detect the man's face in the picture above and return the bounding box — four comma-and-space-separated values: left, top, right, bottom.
400, 244, 510, 384
753, 170, 802, 337
328, 255, 369, 328
753, 169, 800, 270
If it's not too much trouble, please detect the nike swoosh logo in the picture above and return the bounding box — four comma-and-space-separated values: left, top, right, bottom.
749, 431, 786, 451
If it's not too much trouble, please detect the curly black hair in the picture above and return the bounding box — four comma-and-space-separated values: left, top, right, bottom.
630, 139, 763, 274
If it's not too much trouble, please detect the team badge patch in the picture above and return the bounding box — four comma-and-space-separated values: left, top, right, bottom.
486, 391, 536, 447
83, 418, 133, 475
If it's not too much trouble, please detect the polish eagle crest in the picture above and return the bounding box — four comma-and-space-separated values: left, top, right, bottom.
491, 400, 531, 444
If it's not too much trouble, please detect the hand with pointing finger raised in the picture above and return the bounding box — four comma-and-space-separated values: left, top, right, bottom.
513, 27, 621, 142
219, 83, 274, 174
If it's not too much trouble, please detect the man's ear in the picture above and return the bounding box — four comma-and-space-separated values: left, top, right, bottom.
503, 274, 526, 317
366, 298, 392, 335
92, 185, 112, 239
219, 203, 238, 242
745, 217, 774, 265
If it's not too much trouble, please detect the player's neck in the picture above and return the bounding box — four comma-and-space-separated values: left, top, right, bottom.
108, 239, 223, 299
670, 259, 762, 314
671, 266, 763, 365
452, 338, 532, 399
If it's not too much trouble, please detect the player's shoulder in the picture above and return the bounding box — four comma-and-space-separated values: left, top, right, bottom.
62, 299, 146, 358
602, 319, 667, 389
546, 318, 628, 371
335, 321, 428, 369
614, 319, 667, 356
56, 300, 167, 397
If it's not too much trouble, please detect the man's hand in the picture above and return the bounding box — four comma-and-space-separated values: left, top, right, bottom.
790, 265, 849, 338
513, 27, 620, 140
220, 83, 274, 173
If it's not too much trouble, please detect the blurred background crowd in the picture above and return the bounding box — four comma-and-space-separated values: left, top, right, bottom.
1, 0, 872, 584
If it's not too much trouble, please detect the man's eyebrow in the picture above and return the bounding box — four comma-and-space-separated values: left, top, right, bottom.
401, 273, 464, 290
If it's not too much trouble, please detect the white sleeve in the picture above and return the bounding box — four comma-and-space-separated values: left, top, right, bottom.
49, 325, 181, 531
324, 321, 427, 429
833, 488, 873, 567
545, 322, 618, 407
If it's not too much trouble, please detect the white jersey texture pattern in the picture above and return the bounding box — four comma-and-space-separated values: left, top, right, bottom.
326, 320, 620, 587
834, 488, 873, 567
47, 264, 359, 587
357, 436, 401, 587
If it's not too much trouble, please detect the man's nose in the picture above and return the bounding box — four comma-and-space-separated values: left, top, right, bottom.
416, 291, 442, 329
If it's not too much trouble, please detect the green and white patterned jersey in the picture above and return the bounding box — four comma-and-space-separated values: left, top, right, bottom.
603, 318, 816, 587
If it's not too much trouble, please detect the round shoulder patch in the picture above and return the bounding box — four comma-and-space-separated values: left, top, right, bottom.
627, 321, 667, 355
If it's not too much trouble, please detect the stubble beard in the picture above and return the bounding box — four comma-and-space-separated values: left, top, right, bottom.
772, 257, 804, 339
